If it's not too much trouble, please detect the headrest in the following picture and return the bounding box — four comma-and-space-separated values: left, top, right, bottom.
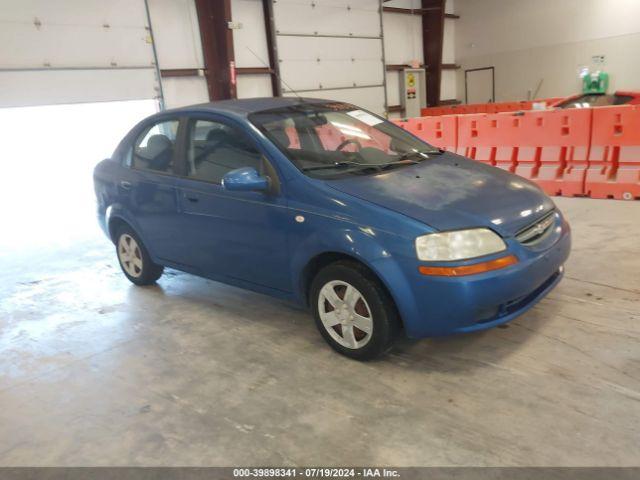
270, 128, 290, 148
206, 128, 226, 142
146, 134, 172, 156
389, 138, 410, 153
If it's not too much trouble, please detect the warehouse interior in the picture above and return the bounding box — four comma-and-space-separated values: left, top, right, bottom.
0, 0, 639, 471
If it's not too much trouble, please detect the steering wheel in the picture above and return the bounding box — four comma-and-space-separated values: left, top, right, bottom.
335, 138, 362, 152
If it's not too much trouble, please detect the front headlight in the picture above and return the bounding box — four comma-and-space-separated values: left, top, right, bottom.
415, 228, 506, 261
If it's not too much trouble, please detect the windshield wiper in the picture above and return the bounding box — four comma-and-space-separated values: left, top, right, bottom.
302, 158, 425, 172
396, 149, 444, 162
376, 159, 420, 170
301, 161, 383, 172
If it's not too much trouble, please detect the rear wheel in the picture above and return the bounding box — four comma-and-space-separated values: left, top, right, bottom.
310, 261, 401, 360
115, 225, 164, 286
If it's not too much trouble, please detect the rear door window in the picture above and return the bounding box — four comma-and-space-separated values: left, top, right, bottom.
132, 119, 180, 174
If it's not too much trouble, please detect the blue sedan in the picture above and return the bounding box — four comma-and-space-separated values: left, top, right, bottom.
94, 98, 571, 360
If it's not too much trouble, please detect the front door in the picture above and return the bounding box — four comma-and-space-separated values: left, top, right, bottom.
173, 117, 291, 292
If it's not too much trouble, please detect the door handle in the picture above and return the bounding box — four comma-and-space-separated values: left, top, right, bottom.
120, 181, 132, 190
185, 195, 199, 203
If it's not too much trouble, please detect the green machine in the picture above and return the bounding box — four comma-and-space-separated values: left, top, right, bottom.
582, 70, 609, 94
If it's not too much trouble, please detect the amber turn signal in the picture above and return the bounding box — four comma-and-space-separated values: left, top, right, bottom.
418, 254, 518, 277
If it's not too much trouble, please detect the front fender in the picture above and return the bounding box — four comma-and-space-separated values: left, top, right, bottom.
290, 226, 419, 332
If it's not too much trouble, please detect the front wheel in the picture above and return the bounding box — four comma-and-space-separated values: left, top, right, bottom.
115, 225, 164, 286
310, 261, 401, 360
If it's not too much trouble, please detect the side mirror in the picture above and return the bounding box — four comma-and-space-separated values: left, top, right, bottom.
222, 167, 269, 192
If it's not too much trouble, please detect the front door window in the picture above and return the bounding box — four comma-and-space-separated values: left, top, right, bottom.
186, 120, 262, 183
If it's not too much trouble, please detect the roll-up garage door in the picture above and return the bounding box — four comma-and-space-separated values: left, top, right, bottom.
273, 0, 387, 115
0, 0, 160, 108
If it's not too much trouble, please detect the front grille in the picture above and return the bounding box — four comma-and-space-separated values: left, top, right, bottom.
516, 210, 556, 246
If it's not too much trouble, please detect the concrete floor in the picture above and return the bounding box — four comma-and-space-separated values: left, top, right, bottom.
0, 197, 638, 466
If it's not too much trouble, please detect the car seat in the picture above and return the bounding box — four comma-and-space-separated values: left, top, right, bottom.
146, 134, 173, 171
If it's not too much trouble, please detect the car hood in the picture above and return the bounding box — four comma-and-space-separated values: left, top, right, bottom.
323, 153, 555, 237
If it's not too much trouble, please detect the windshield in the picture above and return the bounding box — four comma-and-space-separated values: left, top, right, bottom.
249, 102, 441, 178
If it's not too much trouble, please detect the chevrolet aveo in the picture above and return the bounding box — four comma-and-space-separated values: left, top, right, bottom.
94, 98, 571, 360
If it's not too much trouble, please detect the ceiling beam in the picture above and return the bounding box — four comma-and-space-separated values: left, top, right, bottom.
421, 0, 445, 107
194, 0, 236, 101
262, 0, 281, 96
382, 7, 438, 15
386, 63, 427, 71
236, 67, 272, 74
160, 68, 202, 78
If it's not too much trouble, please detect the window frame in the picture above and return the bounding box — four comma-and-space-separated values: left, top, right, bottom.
127, 116, 183, 178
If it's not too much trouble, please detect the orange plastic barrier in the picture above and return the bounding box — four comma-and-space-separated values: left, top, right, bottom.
456, 109, 592, 196
517, 109, 591, 196
457, 113, 509, 168
399, 101, 640, 199
421, 104, 481, 116
285, 124, 392, 152
420, 98, 564, 117
586, 105, 640, 199
393, 115, 458, 152
418, 106, 449, 117
285, 126, 301, 148
488, 101, 532, 114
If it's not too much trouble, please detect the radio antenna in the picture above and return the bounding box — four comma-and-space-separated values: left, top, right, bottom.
244, 45, 303, 100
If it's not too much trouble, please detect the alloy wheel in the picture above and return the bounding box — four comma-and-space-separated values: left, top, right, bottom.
317, 280, 373, 349
118, 234, 143, 278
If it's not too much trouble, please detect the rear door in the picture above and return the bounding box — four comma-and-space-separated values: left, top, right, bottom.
173, 116, 292, 292
118, 117, 183, 263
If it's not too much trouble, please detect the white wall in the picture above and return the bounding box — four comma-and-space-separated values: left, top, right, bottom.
147, 0, 208, 108
149, 0, 276, 104
274, 0, 386, 114
383, 0, 457, 116
0, 0, 159, 107
455, 0, 640, 102
151, 0, 457, 113
383, 0, 423, 113
441, 0, 456, 101
232, 0, 274, 98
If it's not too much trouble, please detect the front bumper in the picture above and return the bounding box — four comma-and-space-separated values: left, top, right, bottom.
451, 266, 563, 334
397, 215, 571, 338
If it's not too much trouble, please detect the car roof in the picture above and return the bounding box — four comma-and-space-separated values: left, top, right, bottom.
163, 97, 338, 118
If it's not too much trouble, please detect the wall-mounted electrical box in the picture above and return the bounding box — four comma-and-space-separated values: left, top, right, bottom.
400, 68, 426, 118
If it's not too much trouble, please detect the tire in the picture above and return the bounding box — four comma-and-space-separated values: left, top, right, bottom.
114, 224, 164, 286
310, 260, 401, 360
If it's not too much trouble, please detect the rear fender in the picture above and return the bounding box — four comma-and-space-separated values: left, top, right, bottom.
105, 204, 159, 262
